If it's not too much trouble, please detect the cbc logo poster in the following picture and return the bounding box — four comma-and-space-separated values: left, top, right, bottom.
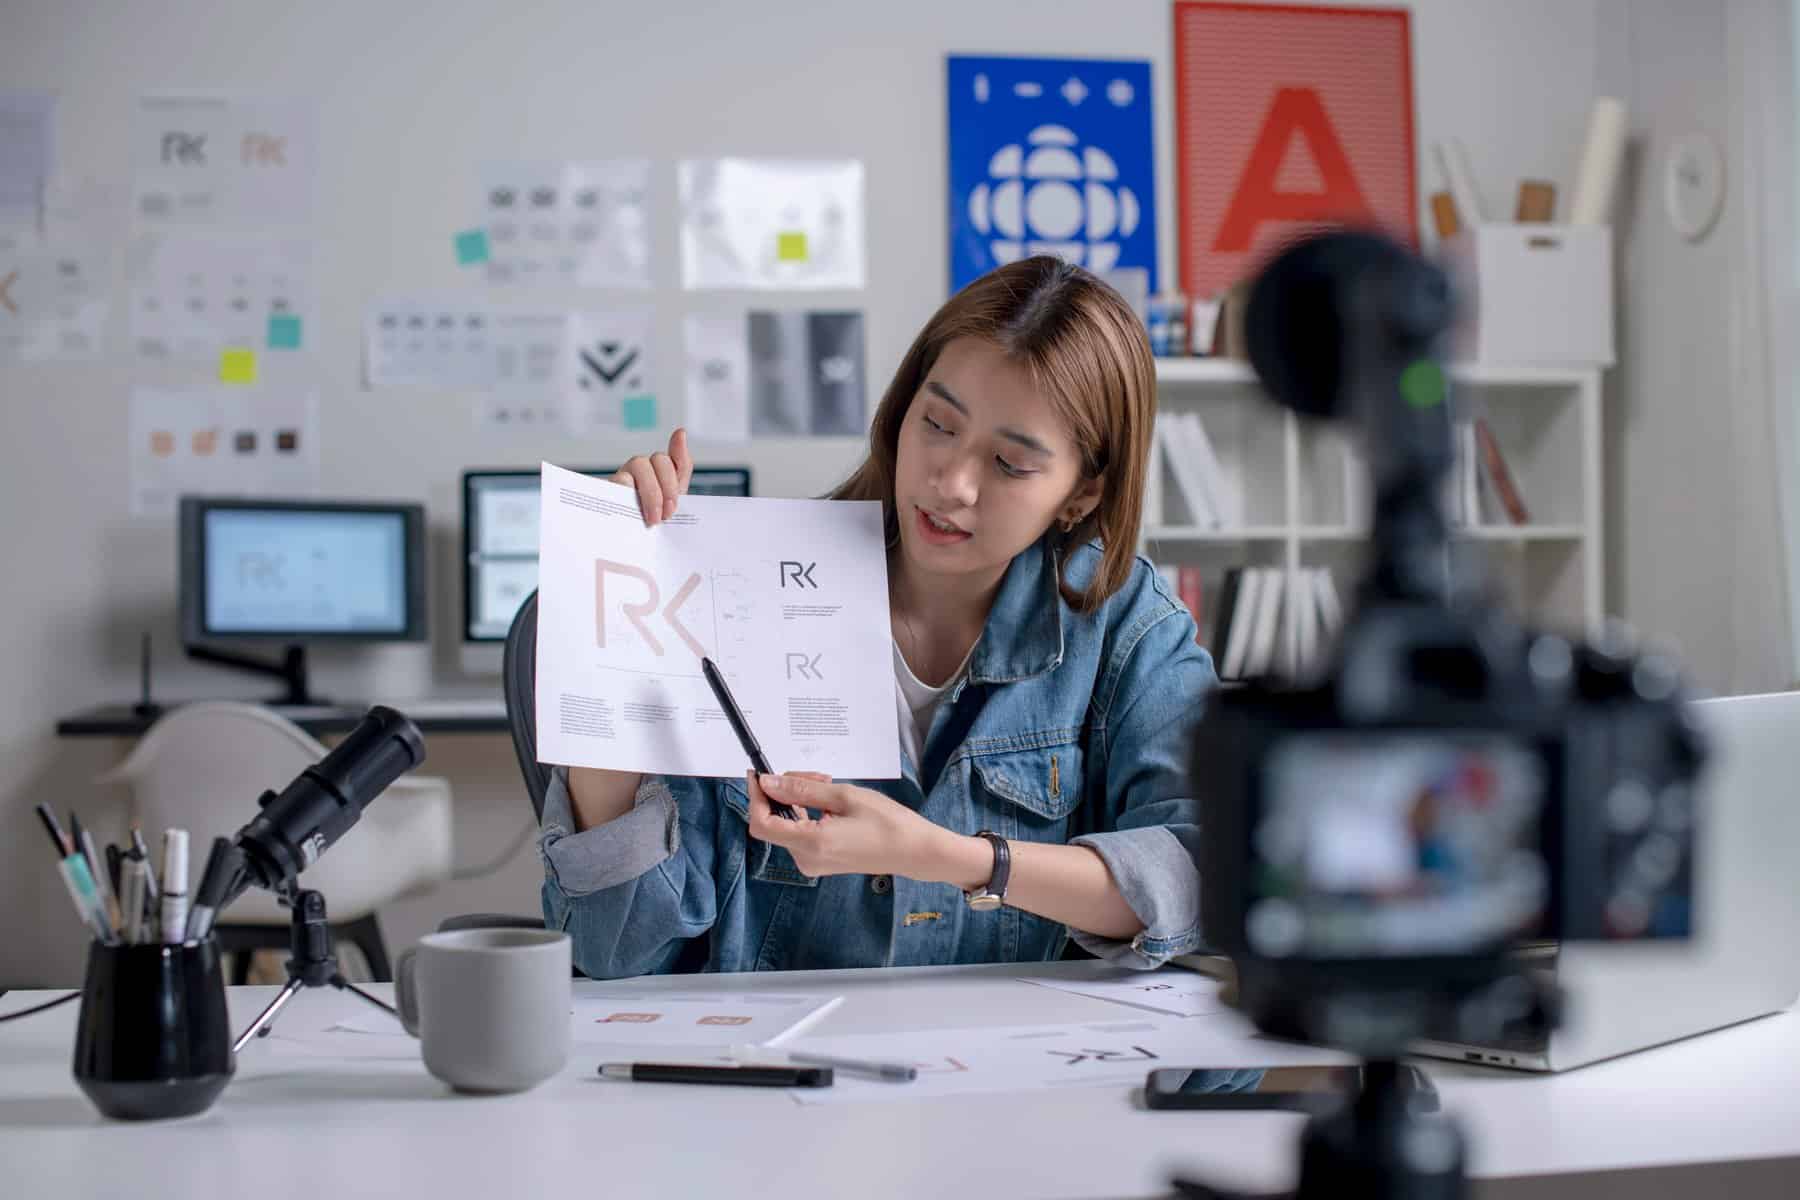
947, 55, 1158, 295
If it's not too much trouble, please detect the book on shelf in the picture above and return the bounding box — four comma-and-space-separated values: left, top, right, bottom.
1178, 566, 1205, 642
1217, 567, 1261, 680
1244, 566, 1285, 678
1176, 412, 1243, 528
1473, 417, 1531, 524
1154, 414, 1220, 528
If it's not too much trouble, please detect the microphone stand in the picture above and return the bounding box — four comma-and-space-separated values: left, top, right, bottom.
232, 886, 397, 1054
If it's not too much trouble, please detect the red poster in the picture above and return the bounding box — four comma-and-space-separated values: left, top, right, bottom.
1173, 2, 1417, 298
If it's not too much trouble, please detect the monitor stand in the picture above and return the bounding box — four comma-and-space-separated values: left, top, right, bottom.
185, 643, 326, 706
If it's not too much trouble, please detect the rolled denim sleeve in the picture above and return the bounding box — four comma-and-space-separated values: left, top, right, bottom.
1070, 595, 1215, 968
538, 768, 724, 979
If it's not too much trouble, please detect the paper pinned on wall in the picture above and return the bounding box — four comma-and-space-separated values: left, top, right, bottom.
478, 308, 578, 433
364, 295, 499, 391
128, 231, 314, 360
0, 91, 55, 229
687, 309, 867, 441
683, 311, 751, 442
131, 93, 319, 229
479, 160, 650, 288
129, 386, 319, 517
0, 239, 107, 362
678, 158, 865, 290
567, 307, 655, 435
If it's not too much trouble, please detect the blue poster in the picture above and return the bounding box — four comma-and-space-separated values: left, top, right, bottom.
947, 55, 1157, 295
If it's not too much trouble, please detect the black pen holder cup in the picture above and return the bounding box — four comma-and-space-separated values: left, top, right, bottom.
71, 938, 234, 1120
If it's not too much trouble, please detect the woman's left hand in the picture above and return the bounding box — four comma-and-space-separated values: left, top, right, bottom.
746, 772, 953, 881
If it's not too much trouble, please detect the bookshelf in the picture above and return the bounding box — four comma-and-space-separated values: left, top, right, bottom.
1142, 357, 1604, 674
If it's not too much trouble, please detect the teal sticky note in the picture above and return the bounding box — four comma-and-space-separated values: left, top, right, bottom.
623, 395, 657, 430
267, 313, 303, 350
455, 228, 490, 266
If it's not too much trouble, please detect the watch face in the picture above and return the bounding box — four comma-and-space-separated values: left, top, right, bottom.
967, 894, 1001, 912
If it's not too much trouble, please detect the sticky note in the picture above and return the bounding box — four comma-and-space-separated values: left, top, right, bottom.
267, 313, 302, 350
776, 230, 808, 262
455, 228, 490, 266
623, 394, 657, 430
219, 348, 257, 385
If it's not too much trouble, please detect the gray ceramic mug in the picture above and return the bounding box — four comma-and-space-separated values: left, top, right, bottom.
395, 928, 572, 1094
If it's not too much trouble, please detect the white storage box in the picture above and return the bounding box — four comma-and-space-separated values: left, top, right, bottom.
1445, 224, 1615, 366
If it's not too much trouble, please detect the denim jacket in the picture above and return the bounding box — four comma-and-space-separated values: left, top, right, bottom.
537, 535, 1216, 978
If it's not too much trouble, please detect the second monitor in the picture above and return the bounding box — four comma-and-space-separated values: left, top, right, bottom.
460, 466, 752, 674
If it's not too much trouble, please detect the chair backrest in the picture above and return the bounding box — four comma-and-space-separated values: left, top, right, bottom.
504, 590, 552, 821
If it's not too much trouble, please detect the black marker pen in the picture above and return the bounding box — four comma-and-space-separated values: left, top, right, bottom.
701, 656, 797, 820
598, 1062, 831, 1088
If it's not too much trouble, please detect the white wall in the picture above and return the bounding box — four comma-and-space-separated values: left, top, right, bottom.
1595, 0, 1795, 694
0, 0, 1616, 986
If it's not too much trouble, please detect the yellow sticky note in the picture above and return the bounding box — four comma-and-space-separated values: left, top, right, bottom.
219, 348, 258, 385
776, 230, 808, 262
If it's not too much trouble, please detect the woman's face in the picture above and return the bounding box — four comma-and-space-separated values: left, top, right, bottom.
891, 336, 1103, 591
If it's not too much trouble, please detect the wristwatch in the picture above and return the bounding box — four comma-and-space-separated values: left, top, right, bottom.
963, 831, 1011, 911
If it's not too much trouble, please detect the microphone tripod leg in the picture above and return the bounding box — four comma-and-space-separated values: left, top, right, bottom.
232, 976, 305, 1054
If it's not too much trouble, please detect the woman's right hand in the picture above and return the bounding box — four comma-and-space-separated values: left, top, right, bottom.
610, 428, 694, 526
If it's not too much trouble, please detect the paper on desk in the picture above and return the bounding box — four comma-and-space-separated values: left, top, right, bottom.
329, 991, 842, 1049
781, 1014, 1354, 1106
534, 461, 899, 778
1017, 969, 1226, 1018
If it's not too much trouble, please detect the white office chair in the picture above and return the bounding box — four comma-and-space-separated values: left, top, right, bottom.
97, 702, 454, 983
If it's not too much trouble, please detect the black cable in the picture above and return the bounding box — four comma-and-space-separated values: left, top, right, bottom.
0, 991, 80, 1022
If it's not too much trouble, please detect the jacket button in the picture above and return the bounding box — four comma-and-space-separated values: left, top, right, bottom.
870, 874, 893, 894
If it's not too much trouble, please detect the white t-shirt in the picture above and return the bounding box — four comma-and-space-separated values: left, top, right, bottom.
894, 638, 975, 769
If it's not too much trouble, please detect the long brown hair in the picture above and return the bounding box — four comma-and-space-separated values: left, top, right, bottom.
832, 256, 1156, 614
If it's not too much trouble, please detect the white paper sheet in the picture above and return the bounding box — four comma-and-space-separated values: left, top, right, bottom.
481, 308, 575, 433
330, 991, 842, 1050
0, 91, 54, 228
0, 237, 106, 361
684, 311, 751, 442
129, 387, 320, 517
480, 160, 650, 288
1017, 969, 1227, 1018
128, 231, 313, 359
364, 295, 497, 390
567, 307, 656, 433
780, 1015, 1354, 1106
534, 462, 898, 778
679, 158, 865, 290
132, 93, 318, 228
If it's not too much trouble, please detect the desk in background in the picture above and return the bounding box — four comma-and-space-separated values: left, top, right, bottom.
54, 698, 511, 738
1, 960, 1796, 1199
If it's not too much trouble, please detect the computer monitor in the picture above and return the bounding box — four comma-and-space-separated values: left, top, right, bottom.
460, 466, 752, 673
178, 496, 428, 703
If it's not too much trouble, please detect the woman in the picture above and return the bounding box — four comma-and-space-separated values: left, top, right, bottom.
539, 256, 1215, 977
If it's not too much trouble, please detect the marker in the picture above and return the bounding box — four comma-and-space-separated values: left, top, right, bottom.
597, 1062, 832, 1088
36, 804, 114, 943
120, 857, 148, 945
700, 656, 796, 820
159, 829, 189, 945
186, 837, 241, 942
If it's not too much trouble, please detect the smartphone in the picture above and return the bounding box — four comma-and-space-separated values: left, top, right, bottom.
1144, 1064, 1437, 1112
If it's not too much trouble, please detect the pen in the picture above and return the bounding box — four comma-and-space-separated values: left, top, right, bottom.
773, 1049, 917, 1082
597, 1062, 832, 1088
72, 813, 124, 937
105, 843, 123, 900
36, 804, 115, 943
700, 655, 796, 820
130, 826, 161, 904
186, 836, 241, 942
120, 856, 148, 945
159, 829, 189, 945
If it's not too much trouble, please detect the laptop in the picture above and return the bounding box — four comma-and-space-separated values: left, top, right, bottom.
1412, 690, 1800, 1071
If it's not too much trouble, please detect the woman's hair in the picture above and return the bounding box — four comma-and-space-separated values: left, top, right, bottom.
832, 255, 1156, 613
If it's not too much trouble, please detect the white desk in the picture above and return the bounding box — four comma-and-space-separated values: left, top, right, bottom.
2, 961, 1796, 1199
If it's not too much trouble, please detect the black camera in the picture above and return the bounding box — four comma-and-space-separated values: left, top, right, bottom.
1180, 232, 1706, 1199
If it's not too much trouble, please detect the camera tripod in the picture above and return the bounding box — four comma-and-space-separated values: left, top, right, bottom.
1172, 1058, 1466, 1200
231, 887, 398, 1054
